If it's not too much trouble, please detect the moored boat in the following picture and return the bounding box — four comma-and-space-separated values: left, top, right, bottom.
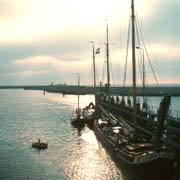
71, 107, 86, 127
71, 73, 86, 127
93, 0, 175, 178
82, 102, 97, 127
94, 104, 174, 178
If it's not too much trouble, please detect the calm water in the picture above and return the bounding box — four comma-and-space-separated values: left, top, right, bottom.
0, 90, 179, 180
0, 90, 123, 180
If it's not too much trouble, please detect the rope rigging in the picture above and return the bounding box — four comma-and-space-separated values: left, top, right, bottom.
119, 21, 130, 86
101, 50, 106, 85
135, 19, 144, 86
123, 18, 131, 90
136, 14, 161, 88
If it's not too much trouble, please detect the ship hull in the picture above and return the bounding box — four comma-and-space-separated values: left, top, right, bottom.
94, 122, 174, 180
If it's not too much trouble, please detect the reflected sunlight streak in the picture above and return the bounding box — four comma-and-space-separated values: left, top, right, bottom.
64, 127, 122, 180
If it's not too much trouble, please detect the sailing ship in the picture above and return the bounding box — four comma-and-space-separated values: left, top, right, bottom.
71, 73, 86, 127
82, 41, 98, 128
93, 0, 175, 178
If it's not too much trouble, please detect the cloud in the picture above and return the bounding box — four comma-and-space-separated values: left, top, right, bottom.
0, 34, 91, 64
141, 0, 180, 44
145, 43, 180, 60
14, 55, 91, 72
0, 0, 179, 85
0, 1, 17, 19
9, 55, 92, 84
18, 70, 49, 77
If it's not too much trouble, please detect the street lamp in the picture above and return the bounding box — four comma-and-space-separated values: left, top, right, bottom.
89, 41, 96, 88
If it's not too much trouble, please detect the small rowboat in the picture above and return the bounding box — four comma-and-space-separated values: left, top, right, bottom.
32, 139, 48, 149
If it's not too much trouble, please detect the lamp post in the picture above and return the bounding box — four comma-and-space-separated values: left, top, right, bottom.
89, 41, 96, 89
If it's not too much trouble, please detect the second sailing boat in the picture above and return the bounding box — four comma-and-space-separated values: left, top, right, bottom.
71, 73, 86, 127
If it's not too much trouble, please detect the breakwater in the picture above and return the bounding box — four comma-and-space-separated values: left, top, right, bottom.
1, 85, 180, 96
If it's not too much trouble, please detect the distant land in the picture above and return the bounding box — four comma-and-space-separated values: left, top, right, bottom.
0, 84, 180, 96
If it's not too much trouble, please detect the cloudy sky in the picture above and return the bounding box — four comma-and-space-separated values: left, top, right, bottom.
0, 0, 179, 86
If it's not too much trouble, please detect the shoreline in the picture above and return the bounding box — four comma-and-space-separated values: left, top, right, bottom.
1, 85, 180, 96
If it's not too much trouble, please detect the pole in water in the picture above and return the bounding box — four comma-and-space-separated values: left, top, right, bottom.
63, 89, 65, 97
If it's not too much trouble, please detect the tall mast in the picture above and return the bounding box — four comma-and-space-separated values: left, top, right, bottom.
142, 50, 145, 100
77, 73, 80, 109
131, 0, 137, 132
92, 42, 96, 88
106, 21, 110, 107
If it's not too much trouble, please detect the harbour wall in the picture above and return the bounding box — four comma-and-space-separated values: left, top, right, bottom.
0, 85, 180, 96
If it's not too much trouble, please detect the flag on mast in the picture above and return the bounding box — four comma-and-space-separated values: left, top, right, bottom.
95, 47, 100, 54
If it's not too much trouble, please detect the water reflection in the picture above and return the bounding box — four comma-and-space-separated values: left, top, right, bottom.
66, 126, 123, 180
69, 126, 170, 180
1, 90, 177, 180
77, 126, 85, 136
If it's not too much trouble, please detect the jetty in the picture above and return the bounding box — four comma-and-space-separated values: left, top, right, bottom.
1, 85, 180, 96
